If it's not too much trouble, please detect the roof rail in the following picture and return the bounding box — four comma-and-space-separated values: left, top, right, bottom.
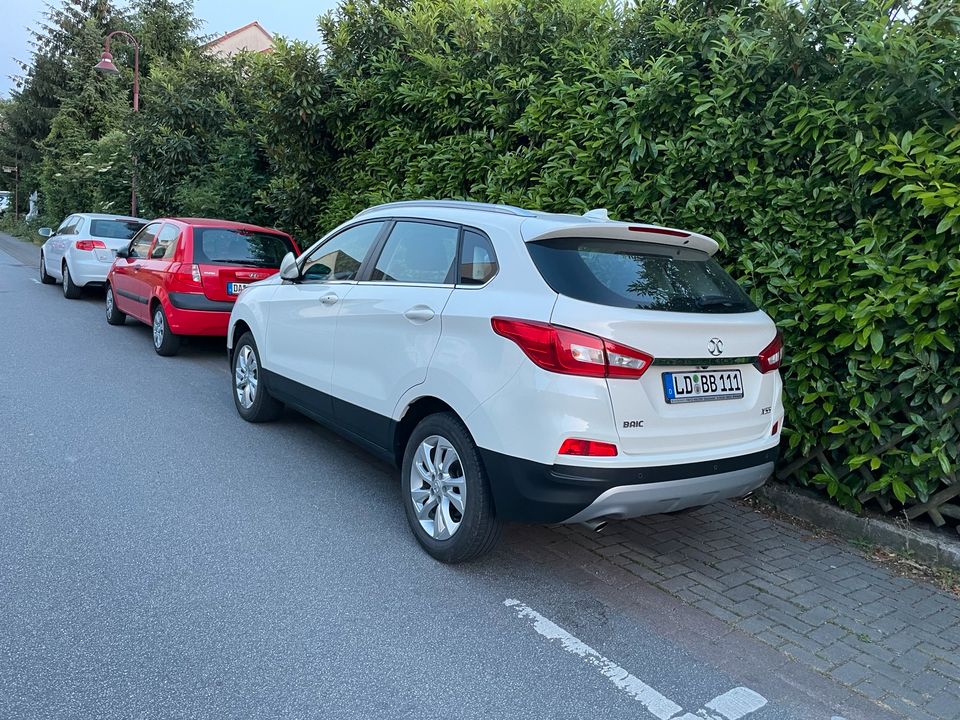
355, 199, 538, 218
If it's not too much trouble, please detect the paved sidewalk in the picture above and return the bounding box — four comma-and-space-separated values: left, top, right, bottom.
511, 500, 960, 720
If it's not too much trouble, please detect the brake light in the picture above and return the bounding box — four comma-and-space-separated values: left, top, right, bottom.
75, 240, 106, 251
169, 263, 204, 291
628, 226, 690, 238
559, 439, 618, 457
758, 330, 784, 373
491, 318, 653, 379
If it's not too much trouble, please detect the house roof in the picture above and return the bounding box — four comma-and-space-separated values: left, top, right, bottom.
203, 21, 273, 52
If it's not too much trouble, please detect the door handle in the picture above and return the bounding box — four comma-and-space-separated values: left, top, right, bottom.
404, 306, 435, 322
319, 292, 339, 305
130, 263, 141, 270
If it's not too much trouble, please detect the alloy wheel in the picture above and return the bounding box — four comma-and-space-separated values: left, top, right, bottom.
105, 288, 114, 318
62, 266, 69, 296
234, 345, 259, 409
152, 310, 164, 348
410, 435, 466, 541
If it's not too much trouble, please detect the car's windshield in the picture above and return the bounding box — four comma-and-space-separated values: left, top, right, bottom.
90, 219, 145, 240
527, 238, 758, 313
193, 227, 295, 267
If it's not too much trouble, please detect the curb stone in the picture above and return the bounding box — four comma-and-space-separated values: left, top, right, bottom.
755, 482, 960, 572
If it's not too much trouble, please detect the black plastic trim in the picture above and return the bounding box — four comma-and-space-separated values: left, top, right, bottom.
168, 292, 234, 312
116, 288, 147, 304
478, 446, 780, 523
262, 369, 396, 464
652, 356, 756, 367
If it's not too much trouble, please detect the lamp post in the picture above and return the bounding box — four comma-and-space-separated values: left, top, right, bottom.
94, 31, 140, 217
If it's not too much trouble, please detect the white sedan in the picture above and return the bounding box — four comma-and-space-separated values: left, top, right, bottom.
39, 213, 147, 298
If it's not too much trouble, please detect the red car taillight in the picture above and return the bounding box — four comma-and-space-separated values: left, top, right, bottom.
491, 317, 653, 379
758, 330, 784, 373
168, 263, 204, 292
558, 438, 619, 457
75, 240, 106, 251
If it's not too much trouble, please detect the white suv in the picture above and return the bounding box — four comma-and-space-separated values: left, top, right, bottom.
227, 201, 784, 562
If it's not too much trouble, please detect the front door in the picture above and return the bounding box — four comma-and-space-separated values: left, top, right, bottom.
331, 220, 459, 448
261, 220, 387, 420
138, 223, 181, 299
112, 222, 161, 321
46, 215, 79, 277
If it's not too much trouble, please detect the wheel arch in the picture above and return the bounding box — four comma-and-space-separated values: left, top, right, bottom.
229, 319, 252, 364
393, 396, 463, 467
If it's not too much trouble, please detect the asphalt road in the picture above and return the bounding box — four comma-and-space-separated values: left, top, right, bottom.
0, 234, 898, 720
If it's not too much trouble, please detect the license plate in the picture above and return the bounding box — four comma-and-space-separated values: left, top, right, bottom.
227, 283, 248, 295
662, 369, 744, 404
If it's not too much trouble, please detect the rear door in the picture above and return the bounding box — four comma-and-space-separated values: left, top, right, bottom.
331, 220, 459, 446
191, 227, 296, 302
528, 236, 780, 457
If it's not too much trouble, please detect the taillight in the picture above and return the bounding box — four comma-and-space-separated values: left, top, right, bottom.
559, 438, 618, 457
758, 330, 784, 373
491, 318, 653, 379
169, 263, 204, 291
75, 240, 106, 251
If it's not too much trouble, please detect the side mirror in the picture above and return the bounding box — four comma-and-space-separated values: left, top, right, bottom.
116, 246, 129, 259
38, 227, 53, 238
279, 252, 300, 281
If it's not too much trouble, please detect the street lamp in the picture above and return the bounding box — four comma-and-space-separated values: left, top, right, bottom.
94, 31, 140, 216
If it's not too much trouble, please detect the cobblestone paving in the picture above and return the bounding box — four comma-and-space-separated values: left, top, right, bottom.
509, 501, 960, 720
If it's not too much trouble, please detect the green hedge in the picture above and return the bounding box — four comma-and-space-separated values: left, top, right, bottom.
53, 0, 960, 514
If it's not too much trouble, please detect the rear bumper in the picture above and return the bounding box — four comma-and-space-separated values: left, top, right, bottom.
478, 446, 778, 524
165, 295, 233, 336
67, 254, 112, 286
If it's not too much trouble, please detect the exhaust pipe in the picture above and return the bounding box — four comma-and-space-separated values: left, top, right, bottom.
581, 518, 608, 532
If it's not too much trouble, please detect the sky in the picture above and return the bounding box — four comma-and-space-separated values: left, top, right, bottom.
0, 0, 341, 98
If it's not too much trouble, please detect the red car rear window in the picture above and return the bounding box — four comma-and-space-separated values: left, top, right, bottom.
193, 228, 295, 268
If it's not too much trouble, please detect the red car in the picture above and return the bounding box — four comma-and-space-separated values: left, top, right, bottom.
105, 218, 299, 355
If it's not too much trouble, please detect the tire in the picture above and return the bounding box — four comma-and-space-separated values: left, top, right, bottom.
232, 332, 283, 422
39, 253, 54, 284
62, 262, 81, 299
104, 284, 126, 326
151, 304, 181, 356
401, 412, 502, 563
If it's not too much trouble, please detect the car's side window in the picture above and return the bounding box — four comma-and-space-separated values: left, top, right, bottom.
301, 221, 385, 282
56, 216, 78, 236
369, 221, 459, 285
151, 224, 180, 260
129, 223, 161, 258
459, 229, 498, 286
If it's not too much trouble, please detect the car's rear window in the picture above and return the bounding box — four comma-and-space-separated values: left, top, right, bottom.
90, 219, 145, 240
193, 228, 295, 268
527, 238, 758, 313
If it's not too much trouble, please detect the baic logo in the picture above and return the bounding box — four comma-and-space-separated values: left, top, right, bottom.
707, 337, 723, 356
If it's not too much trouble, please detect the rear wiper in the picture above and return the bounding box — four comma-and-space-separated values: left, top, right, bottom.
695, 295, 744, 310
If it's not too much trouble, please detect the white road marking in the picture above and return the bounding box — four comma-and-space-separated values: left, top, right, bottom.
701, 687, 768, 719
504, 599, 768, 720
31, 278, 41, 284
